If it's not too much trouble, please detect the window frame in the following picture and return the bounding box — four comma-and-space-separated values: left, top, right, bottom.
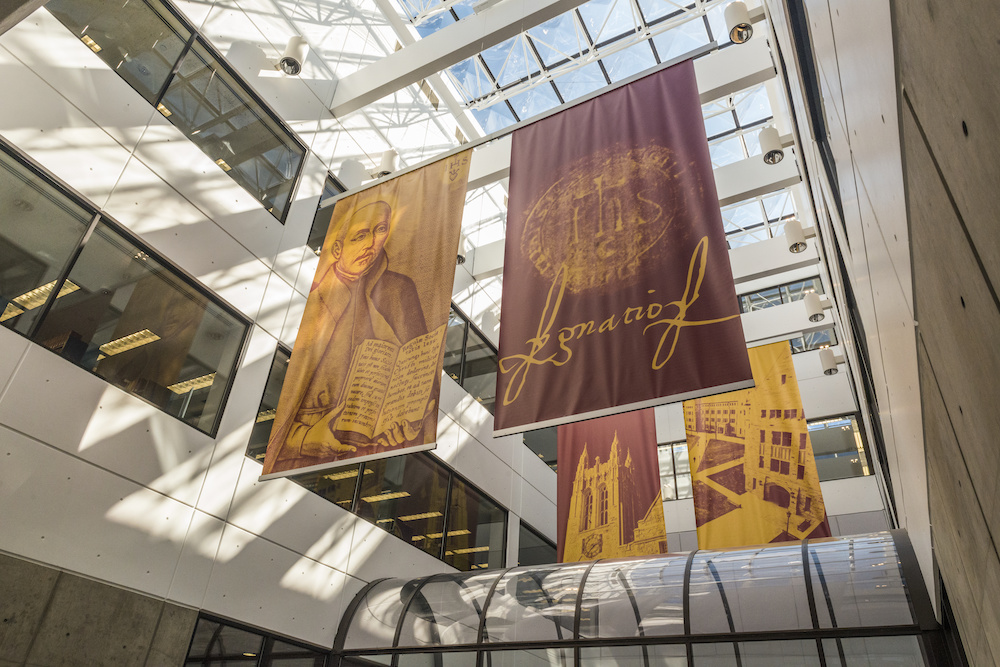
0, 136, 252, 438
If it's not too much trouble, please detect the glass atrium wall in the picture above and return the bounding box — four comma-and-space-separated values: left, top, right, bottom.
334, 532, 938, 666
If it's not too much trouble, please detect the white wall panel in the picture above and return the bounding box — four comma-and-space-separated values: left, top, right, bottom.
519, 476, 557, 542
0, 326, 30, 395
281, 290, 307, 347
256, 272, 296, 339
821, 476, 884, 517
195, 325, 276, 518
663, 498, 696, 534
0, 47, 134, 209
226, 457, 360, 571
344, 520, 453, 583
167, 508, 226, 609
130, 118, 286, 265
0, 9, 156, 157
201, 521, 346, 647
0, 426, 191, 598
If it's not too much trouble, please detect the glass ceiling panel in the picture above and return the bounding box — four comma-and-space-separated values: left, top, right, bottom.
484, 564, 590, 643
601, 41, 657, 82
705, 2, 731, 44
448, 57, 494, 102
507, 83, 562, 120
396, 571, 502, 647
415, 11, 455, 38
471, 102, 517, 133
527, 11, 585, 68
710, 137, 745, 167
736, 84, 773, 125
638, 0, 695, 23
482, 36, 542, 88
553, 61, 609, 102
651, 15, 710, 61
577, 0, 640, 47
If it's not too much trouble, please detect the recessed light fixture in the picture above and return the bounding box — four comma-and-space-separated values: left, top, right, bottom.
167, 373, 216, 394
99, 329, 160, 356
361, 491, 410, 503
1, 280, 81, 321
156, 103, 172, 117
81, 34, 102, 52
215, 158, 233, 172
397, 511, 443, 522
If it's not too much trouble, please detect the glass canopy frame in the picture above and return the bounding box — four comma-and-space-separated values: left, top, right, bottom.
333, 531, 943, 666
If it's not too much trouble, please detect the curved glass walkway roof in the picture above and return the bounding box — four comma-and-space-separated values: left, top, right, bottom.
335, 532, 940, 666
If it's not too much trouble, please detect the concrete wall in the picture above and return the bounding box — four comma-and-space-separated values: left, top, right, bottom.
0, 553, 199, 667
894, 1, 1000, 663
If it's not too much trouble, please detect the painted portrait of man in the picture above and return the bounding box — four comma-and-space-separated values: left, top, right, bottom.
261, 150, 472, 478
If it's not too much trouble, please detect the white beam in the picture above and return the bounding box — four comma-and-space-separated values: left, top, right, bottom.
332, 0, 592, 117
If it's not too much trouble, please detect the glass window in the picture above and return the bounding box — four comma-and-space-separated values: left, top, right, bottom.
396, 571, 501, 647
484, 564, 590, 643
658, 444, 676, 500
443, 308, 467, 383
809, 415, 870, 481
0, 146, 92, 337
247, 347, 290, 462
791, 327, 837, 353
823, 635, 925, 665
342, 578, 412, 650
579, 557, 687, 639
807, 535, 913, 629
261, 639, 326, 666
523, 426, 557, 472
444, 478, 506, 571
357, 455, 451, 559
186, 617, 263, 662
461, 327, 497, 414
159, 38, 304, 221
688, 544, 813, 634
292, 464, 364, 510
580, 644, 687, 666
31, 221, 247, 435
741, 287, 782, 312
673, 443, 692, 500
737, 639, 820, 666
46, 0, 192, 105
307, 175, 348, 255
396, 653, 478, 666
780, 278, 824, 303
518, 522, 556, 566
483, 649, 571, 666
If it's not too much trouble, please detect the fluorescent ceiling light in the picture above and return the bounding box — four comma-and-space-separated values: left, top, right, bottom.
167, 372, 216, 394
323, 468, 372, 481
99, 329, 160, 356
255, 408, 277, 423
397, 511, 443, 522
81, 34, 102, 52
361, 491, 410, 503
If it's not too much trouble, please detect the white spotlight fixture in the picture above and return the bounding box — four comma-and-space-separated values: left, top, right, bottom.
724, 1, 753, 44
279, 36, 309, 76
804, 292, 825, 323
819, 348, 841, 376
759, 126, 784, 164
785, 218, 807, 254
374, 149, 398, 178
457, 232, 468, 265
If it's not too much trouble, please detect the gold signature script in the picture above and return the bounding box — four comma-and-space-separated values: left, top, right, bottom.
498, 236, 739, 406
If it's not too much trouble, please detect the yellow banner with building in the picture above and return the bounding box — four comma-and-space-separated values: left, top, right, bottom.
683, 341, 831, 549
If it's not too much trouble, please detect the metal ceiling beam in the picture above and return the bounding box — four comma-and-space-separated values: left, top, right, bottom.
331, 0, 592, 117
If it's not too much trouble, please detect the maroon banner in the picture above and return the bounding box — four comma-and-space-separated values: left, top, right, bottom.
494, 59, 752, 436
557, 409, 667, 562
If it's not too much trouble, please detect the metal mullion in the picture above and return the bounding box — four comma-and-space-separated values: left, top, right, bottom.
475, 566, 516, 667
439, 469, 455, 562
26, 211, 102, 342
458, 318, 470, 386
153, 32, 197, 108
682, 549, 697, 667
350, 462, 366, 513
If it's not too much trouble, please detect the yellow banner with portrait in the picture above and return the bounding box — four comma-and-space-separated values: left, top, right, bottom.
261, 150, 472, 480
683, 341, 831, 548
